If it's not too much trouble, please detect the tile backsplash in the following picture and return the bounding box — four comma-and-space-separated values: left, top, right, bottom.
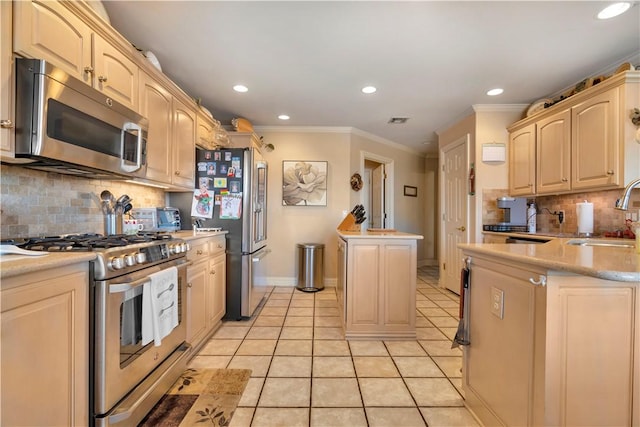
482, 187, 640, 236
1, 165, 167, 238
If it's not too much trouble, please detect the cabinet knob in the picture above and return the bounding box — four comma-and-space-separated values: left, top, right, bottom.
187, 282, 193, 288
528, 183, 533, 187
606, 170, 614, 175
175, 170, 181, 176
0, 119, 13, 129
84, 66, 94, 74
210, 270, 216, 275
196, 249, 203, 255
98, 75, 108, 83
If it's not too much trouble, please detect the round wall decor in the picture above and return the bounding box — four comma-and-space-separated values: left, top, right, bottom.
350, 173, 363, 191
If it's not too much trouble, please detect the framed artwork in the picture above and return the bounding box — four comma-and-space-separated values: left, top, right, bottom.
404, 185, 417, 197
282, 160, 327, 206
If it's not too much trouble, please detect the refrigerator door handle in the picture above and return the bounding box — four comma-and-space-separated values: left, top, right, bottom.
252, 248, 271, 262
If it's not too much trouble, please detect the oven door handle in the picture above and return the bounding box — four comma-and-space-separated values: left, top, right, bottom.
109, 260, 192, 294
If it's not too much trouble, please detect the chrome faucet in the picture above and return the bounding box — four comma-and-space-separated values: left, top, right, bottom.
614, 177, 640, 210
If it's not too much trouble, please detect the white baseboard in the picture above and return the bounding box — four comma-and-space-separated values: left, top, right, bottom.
418, 259, 438, 267
256, 277, 337, 288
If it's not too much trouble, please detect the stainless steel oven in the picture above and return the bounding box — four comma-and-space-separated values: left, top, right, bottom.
93, 256, 190, 427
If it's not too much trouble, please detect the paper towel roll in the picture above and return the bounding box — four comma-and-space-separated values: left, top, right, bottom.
576, 200, 594, 235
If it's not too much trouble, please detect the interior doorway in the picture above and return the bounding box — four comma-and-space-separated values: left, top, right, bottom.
360, 152, 394, 230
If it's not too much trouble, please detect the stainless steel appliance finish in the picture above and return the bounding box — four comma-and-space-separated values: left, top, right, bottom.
169, 146, 269, 319
14, 58, 148, 179
495, 197, 528, 226
9, 233, 191, 426
131, 207, 182, 232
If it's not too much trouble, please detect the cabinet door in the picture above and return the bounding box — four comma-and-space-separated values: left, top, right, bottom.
172, 98, 196, 188
347, 243, 380, 328
186, 261, 208, 347
382, 242, 415, 328
571, 88, 620, 189
197, 113, 214, 149
536, 109, 571, 194
509, 124, 536, 196
1, 266, 88, 427
13, 0, 93, 83
139, 72, 172, 183
93, 34, 139, 111
1, 1, 13, 157
208, 253, 226, 327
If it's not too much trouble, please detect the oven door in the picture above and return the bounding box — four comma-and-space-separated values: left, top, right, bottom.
93, 258, 189, 424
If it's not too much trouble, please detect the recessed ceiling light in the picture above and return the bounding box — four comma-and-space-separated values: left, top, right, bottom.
487, 88, 504, 96
278, 114, 290, 120
362, 86, 377, 94
597, 2, 631, 19
233, 84, 248, 93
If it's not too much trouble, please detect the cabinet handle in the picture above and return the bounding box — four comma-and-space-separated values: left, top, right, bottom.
84, 66, 94, 74
606, 170, 614, 175
0, 119, 13, 129
529, 275, 547, 287
196, 249, 203, 255
457, 226, 466, 232
187, 282, 193, 288
561, 178, 568, 182
98, 75, 108, 83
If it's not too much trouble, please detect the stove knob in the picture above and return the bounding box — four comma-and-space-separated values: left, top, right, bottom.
135, 252, 147, 264
168, 244, 177, 255
124, 253, 136, 267
177, 242, 187, 253
110, 256, 125, 270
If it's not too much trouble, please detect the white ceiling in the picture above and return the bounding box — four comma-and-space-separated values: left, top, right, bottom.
102, 1, 640, 154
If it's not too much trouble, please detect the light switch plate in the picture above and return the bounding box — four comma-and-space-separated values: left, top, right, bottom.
490, 287, 504, 319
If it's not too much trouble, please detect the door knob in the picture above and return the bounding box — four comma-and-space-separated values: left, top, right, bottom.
457, 226, 466, 232
0, 119, 13, 128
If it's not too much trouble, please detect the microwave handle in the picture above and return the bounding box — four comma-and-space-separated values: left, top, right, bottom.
121, 122, 143, 172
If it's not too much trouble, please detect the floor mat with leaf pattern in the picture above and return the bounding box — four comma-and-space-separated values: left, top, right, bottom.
138, 368, 251, 427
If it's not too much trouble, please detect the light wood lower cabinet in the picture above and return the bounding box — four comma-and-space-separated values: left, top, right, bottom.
462, 254, 639, 426
186, 235, 226, 352
1, 263, 89, 427
339, 235, 418, 340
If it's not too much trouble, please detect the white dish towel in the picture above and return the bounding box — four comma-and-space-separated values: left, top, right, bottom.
141, 266, 179, 346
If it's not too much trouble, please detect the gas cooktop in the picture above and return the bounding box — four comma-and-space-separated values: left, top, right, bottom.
1, 232, 174, 252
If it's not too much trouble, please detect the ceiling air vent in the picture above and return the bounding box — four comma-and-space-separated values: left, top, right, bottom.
388, 117, 409, 124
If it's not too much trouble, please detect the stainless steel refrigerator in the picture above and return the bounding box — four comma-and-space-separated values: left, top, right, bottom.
169, 146, 269, 319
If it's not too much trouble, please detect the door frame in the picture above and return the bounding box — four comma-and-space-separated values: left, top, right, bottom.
439, 134, 470, 292
360, 151, 394, 229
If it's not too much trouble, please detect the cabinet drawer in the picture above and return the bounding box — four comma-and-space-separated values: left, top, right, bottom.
210, 235, 226, 256
187, 238, 210, 263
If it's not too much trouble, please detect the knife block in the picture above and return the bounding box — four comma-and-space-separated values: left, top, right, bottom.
337, 213, 361, 232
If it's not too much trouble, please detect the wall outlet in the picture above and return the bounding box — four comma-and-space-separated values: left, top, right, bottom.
558, 210, 565, 224
490, 287, 504, 319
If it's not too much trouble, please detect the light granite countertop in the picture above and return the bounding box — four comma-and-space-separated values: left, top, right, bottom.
0, 252, 96, 279
460, 239, 639, 282
171, 229, 228, 242
338, 230, 424, 240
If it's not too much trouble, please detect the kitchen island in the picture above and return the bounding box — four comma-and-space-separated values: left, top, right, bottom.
459, 239, 639, 426
337, 230, 423, 340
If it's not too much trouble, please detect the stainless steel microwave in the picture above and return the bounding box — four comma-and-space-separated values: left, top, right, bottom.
14, 58, 148, 179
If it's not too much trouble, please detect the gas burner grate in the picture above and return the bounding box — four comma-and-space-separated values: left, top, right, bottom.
7, 232, 174, 252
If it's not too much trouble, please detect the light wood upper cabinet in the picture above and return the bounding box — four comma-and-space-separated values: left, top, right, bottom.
509, 123, 536, 196
1, 263, 89, 427
139, 71, 173, 183
1, 1, 14, 158
92, 34, 138, 111
172, 98, 196, 189
571, 88, 620, 190
13, 0, 92, 83
197, 112, 215, 149
508, 71, 639, 196
13, 0, 139, 111
536, 109, 571, 194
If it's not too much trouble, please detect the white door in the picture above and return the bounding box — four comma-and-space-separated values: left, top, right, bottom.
441, 135, 469, 294
371, 164, 385, 228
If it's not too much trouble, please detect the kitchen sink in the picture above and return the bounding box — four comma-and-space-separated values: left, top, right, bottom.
566, 239, 635, 248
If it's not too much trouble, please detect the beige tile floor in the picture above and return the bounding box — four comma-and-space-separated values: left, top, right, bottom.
188, 266, 480, 427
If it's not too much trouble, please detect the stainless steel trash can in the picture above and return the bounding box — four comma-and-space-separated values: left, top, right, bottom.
296, 243, 324, 292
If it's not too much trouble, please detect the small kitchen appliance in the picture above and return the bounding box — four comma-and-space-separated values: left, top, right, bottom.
2, 233, 191, 427
131, 207, 182, 232
483, 197, 529, 232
